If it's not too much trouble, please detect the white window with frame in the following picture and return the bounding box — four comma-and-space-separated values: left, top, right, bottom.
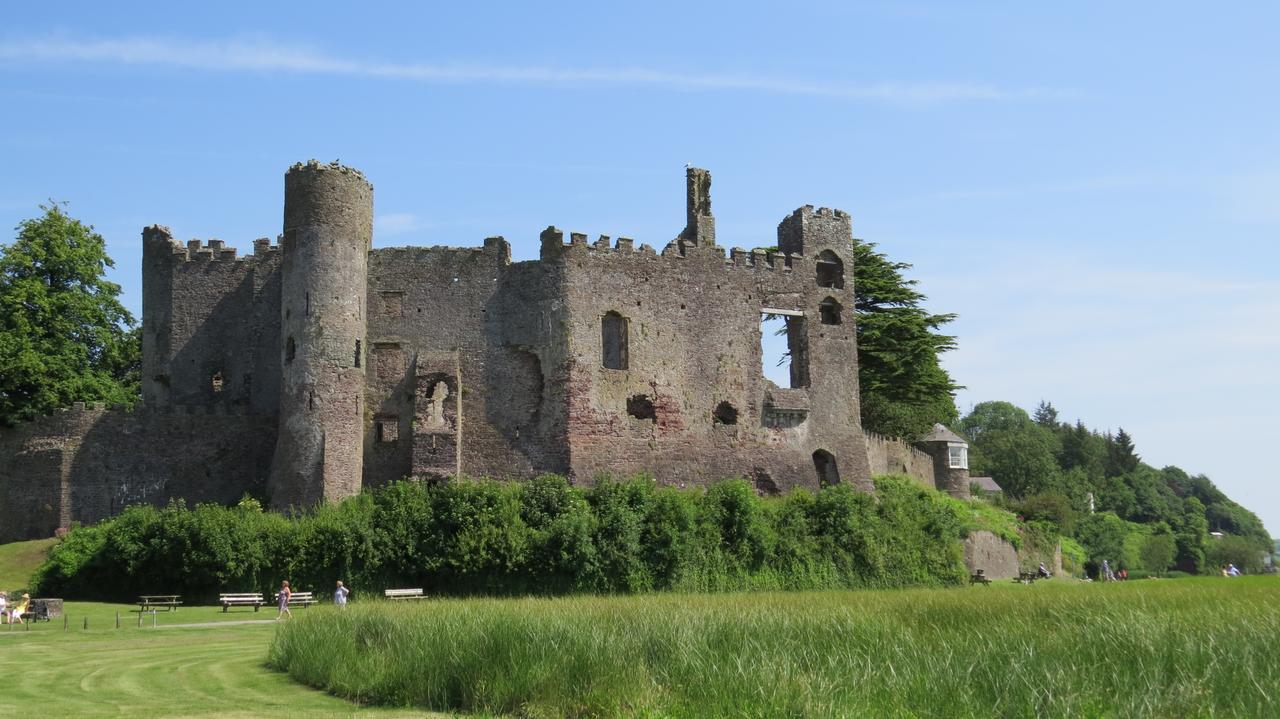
947, 444, 968, 470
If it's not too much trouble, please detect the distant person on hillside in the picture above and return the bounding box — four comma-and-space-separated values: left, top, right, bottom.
1227, 564, 1242, 577
277, 580, 293, 620
1101, 559, 1114, 581
334, 580, 350, 608
0, 591, 7, 624
9, 593, 30, 625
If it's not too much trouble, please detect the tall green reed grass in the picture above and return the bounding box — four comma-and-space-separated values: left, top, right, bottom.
269, 576, 1280, 718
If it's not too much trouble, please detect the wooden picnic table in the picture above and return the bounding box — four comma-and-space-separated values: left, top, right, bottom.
137, 595, 183, 612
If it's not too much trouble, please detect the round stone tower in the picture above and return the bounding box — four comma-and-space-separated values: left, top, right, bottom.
269, 161, 372, 509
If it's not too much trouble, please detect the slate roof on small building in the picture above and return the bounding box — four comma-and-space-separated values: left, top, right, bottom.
970, 476, 1002, 493
921, 423, 967, 444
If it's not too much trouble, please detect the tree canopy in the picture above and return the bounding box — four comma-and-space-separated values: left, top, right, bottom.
0, 203, 139, 425
961, 399, 1271, 574
851, 238, 960, 438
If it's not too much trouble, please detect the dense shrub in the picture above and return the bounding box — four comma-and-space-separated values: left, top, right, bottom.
33, 475, 978, 600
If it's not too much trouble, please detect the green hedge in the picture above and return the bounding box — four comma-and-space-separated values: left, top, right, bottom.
33, 475, 972, 601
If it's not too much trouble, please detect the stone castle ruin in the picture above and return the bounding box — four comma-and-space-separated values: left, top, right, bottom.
0, 161, 971, 542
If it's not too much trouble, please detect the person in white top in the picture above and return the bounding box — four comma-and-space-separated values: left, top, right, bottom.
334, 580, 350, 608
0, 591, 7, 624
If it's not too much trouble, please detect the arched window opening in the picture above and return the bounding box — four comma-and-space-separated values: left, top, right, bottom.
813, 450, 841, 487
815, 250, 844, 289
819, 297, 842, 325
713, 401, 739, 425
627, 394, 656, 421
602, 311, 629, 370
285, 337, 296, 363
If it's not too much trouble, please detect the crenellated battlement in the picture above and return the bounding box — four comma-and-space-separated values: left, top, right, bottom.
536, 225, 802, 275
287, 159, 371, 186
729, 247, 802, 272
145, 225, 280, 265
371, 235, 511, 266
540, 226, 658, 259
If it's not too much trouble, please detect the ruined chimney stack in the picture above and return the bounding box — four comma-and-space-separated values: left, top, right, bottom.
681, 166, 716, 247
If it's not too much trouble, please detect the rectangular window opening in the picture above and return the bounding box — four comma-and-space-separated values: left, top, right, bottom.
760, 312, 809, 388
376, 416, 399, 443
602, 312, 629, 370
948, 445, 968, 470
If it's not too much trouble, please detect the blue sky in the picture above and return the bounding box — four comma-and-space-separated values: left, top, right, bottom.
1, 2, 1276, 533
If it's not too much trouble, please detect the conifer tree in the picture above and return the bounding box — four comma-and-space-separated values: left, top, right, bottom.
852, 238, 960, 438
1106, 428, 1141, 477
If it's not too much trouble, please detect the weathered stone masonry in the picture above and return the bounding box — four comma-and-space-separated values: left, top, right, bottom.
0, 161, 966, 542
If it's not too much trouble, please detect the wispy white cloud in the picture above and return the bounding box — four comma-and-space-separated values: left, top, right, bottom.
0, 35, 1079, 104
375, 213, 430, 236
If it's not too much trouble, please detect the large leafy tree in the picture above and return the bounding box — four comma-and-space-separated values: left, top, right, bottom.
0, 203, 139, 425
852, 238, 960, 438
959, 401, 1061, 498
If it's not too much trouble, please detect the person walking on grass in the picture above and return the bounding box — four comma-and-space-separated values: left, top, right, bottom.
277, 580, 293, 620
0, 591, 7, 624
334, 580, 350, 609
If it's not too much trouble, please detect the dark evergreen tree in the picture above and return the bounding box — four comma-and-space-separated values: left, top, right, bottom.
851, 238, 960, 439
1033, 400, 1059, 429
1105, 428, 1141, 477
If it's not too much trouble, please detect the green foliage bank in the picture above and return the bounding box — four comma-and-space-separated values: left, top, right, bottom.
34, 475, 980, 600
960, 400, 1272, 575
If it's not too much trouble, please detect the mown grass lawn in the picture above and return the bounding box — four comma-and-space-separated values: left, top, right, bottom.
0, 601, 451, 718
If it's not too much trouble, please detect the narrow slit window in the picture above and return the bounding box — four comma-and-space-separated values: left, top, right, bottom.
211, 372, 224, 394
354, 340, 362, 368
602, 311, 629, 370
285, 337, 296, 363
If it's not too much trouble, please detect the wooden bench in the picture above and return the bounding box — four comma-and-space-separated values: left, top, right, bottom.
385, 588, 427, 600
219, 592, 265, 612
137, 595, 182, 612
275, 591, 317, 608
1015, 572, 1038, 585
969, 571, 991, 586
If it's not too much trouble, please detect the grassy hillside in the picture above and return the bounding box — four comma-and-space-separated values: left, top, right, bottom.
0, 537, 55, 591
272, 577, 1280, 718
